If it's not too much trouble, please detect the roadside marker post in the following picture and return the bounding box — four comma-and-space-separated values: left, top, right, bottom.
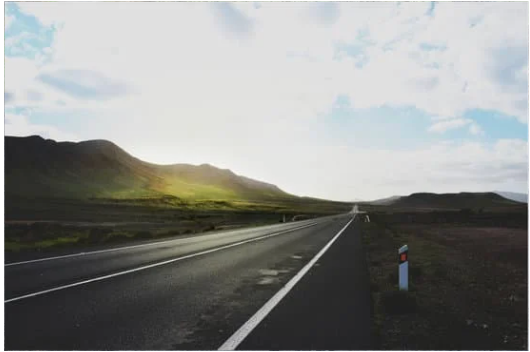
398, 245, 408, 291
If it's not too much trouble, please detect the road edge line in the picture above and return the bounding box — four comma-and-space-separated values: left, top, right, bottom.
218, 214, 356, 350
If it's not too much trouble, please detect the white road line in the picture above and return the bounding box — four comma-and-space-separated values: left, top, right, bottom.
5, 220, 317, 267
5, 221, 322, 304
218, 215, 356, 351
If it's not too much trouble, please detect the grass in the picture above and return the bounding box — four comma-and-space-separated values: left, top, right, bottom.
4, 195, 351, 254
361, 210, 527, 350
6, 195, 350, 222
5, 225, 191, 253
13, 221, 228, 248
4, 220, 271, 253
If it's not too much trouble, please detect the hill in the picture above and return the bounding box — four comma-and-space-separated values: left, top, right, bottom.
390, 192, 523, 210
365, 195, 402, 205
5, 135, 293, 201
494, 191, 528, 204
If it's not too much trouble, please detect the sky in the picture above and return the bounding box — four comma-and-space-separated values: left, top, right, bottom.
4, 1, 529, 201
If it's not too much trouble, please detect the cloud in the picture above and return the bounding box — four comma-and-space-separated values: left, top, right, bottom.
12, 2, 62, 27
5, 112, 79, 141
4, 3, 56, 60
9, 2, 528, 124
26, 89, 43, 102
428, 117, 484, 136
308, 2, 340, 26
468, 122, 484, 135
5, 14, 15, 29
5, 92, 15, 103
428, 118, 473, 133
211, 3, 254, 39
413, 76, 439, 90
488, 45, 528, 94
37, 69, 131, 100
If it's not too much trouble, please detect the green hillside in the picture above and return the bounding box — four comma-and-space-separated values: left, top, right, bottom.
5, 135, 293, 201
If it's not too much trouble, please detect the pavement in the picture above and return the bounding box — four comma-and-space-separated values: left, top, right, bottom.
5, 212, 371, 350
236, 215, 372, 350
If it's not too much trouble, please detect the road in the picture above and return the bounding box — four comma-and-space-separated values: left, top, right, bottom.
5, 212, 371, 350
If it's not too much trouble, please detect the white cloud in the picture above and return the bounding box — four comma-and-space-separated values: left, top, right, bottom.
428, 118, 473, 133
5, 13, 15, 29
5, 113, 79, 141
469, 122, 484, 136
14, 2, 61, 27
10, 2, 528, 124
428, 116, 484, 135
4, 56, 80, 110
427, 117, 485, 135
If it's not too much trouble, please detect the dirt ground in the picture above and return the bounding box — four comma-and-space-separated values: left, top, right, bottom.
362, 212, 527, 350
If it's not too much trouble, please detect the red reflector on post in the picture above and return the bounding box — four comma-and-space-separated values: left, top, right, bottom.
399, 244, 409, 291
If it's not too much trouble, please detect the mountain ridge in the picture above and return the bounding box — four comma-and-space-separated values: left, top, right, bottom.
493, 191, 528, 204
5, 135, 292, 201
389, 192, 523, 210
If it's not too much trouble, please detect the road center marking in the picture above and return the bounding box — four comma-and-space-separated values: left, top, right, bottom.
218, 215, 356, 350
5, 221, 323, 304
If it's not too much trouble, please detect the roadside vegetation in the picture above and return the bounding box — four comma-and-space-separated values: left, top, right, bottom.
361, 208, 527, 350
5, 195, 350, 254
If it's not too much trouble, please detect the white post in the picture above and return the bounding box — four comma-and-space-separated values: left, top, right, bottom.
398, 244, 408, 291
366, 215, 370, 222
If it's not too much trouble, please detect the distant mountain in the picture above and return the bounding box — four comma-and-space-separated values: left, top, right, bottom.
391, 192, 523, 210
365, 195, 402, 205
494, 191, 528, 204
5, 135, 293, 201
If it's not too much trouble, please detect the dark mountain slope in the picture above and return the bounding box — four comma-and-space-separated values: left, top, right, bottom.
391, 192, 522, 210
5, 136, 293, 201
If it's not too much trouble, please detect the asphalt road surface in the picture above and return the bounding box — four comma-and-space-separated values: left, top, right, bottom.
5, 213, 371, 350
